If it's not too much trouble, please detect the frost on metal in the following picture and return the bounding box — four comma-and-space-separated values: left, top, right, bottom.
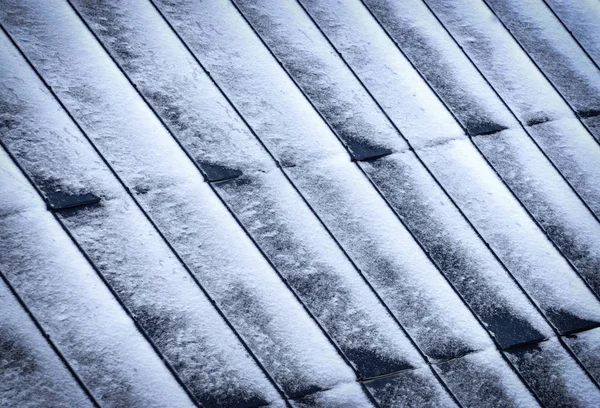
1, 0, 600, 406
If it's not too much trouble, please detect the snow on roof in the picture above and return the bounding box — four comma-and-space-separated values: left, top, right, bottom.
1, 0, 600, 406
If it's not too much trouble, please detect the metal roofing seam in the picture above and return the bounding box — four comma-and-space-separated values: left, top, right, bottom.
1, 0, 600, 405
0, 32, 204, 404
362, 0, 600, 396
0, 264, 99, 407
360, 0, 600, 330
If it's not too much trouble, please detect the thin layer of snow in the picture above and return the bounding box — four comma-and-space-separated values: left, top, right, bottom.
215, 169, 424, 378
153, 0, 348, 168
303, 0, 467, 147
69, 0, 273, 176
153, 0, 492, 363
423, 0, 572, 124
505, 338, 600, 407
271, 0, 553, 350
525, 117, 600, 218
287, 155, 493, 361
435, 348, 539, 407
474, 128, 600, 295
69, 0, 424, 381
364, 366, 457, 408
60, 194, 285, 407
233, 0, 408, 155
419, 138, 600, 332
545, 0, 600, 68
0, 0, 355, 398
361, 151, 552, 348
327, 0, 600, 298
139, 178, 355, 397
290, 382, 374, 408
0, 28, 284, 407
563, 328, 600, 384
357, 0, 517, 136
303, 0, 600, 333
423, 0, 600, 216
0, 272, 93, 408
0, 151, 195, 408
486, 0, 600, 123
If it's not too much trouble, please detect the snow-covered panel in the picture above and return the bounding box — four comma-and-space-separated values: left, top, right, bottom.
152, 0, 493, 362
69, 0, 425, 383
357, 0, 517, 137
0, 275, 93, 408
69, 0, 273, 177
361, 151, 551, 349
152, 0, 348, 168
233, 0, 408, 159
563, 328, 600, 384
485, 0, 600, 121
364, 0, 600, 222
68, 0, 421, 382
0, 0, 355, 398
215, 169, 423, 378
0, 153, 195, 408
525, 118, 600, 218
423, 0, 572, 124
364, 366, 457, 408
474, 128, 600, 296
545, 0, 600, 67
286, 155, 492, 361
254, 0, 552, 351
305, 0, 600, 300
290, 382, 374, 408
434, 348, 539, 408
505, 338, 600, 407
0, 28, 286, 406
0, 31, 121, 206
138, 177, 355, 397
419, 138, 600, 334
299, 0, 465, 147
423, 0, 600, 215
59, 194, 284, 407
299, 0, 600, 335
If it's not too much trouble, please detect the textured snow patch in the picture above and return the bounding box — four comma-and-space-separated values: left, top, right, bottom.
0, 275, 93, 408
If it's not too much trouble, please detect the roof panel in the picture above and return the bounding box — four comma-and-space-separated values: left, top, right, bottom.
0, 0, 355, 398
215, 170, 423, 378
545, 0, 600, 68
420, 0, 600, 219
68, 0, 426, 381
0, 149, 195, 408
1, 0, 599, 404
69, 0, 273, 176
0, 24, 283, 407
0, 274, 93, 408
473, 128, 600, 296
420, 138, 600, 333
360, 152, 551, 349
359, 0, 517, 136
505, 338, 600, 407
485, 0, 600, 122
434, 348, 539, 407
286, 156, 493, 361
564, 328, 600, 384
232, 0, 408, 158
153, 0, 347, 168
